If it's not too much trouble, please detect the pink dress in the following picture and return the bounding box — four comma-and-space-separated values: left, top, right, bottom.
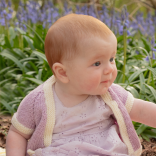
32, 84, 128, 156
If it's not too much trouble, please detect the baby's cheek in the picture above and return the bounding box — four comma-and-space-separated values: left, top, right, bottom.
83, 76, 100, 91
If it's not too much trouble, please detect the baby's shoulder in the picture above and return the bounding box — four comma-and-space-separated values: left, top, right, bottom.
28, 83, 44, 98
20, 83, 45, 108
109, 83, 132, 104
110, 83, 127, 94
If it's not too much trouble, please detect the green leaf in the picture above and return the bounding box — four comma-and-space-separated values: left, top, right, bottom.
0, 90, 8, 99
23, 35, 35, 50
4, 36, 11, 48
28, 61, 38, 72
129, 47, 152, 66
146, 66, 156, 77
144, 130, 156, 138
141, 133, 150, 142
37, 69, 43, 80
145, 84, 156, 100
9, 27, 16, 39
0, 66, 13, 75
25, 77, 43, 85
16, 27, 26, 35
141, 36, 151, 52
22, 22, 44, 45
126, 86, 139, 98
32, 51, 47, 62
0, 78, 12, 86
20, 58, 38, 63
0, 99, 15, 116
13, 48, 27, 59
117, 36, 123, 43
136, 124, 148, 135
139, 72, 146, 96
0, 52, 26, 72
9, 27, 16, 47
128, 69, 146, 84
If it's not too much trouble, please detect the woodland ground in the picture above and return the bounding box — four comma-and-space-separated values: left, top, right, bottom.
0, 115, 156, 155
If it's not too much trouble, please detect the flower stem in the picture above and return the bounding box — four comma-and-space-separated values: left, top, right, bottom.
122, 27, 127, 83
147, 52, 155, 87
147, 70, 151, 85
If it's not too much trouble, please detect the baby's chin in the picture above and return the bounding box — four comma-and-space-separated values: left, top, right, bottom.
89, 87, 109, 96
99, 88, 109, 95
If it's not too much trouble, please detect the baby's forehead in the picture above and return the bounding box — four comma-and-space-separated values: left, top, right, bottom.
75, 35, 117, 57
77, 33, 117, 49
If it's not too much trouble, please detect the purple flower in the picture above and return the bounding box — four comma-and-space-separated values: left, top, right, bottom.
119, 25, 123, 35
151, 36, 155, 48
0, 18, 5, 26
136, 51, 139, 54
145, 53, 156, 62
8, 0, 12, 7
145, 56, 149, 62
152, 53, 156, 59
1, 0, 7, 8
19, 0, 24, 7
1, 10, 7, 16
152, 48, 156, 52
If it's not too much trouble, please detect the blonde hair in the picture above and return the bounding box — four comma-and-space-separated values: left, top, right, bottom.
45, 13, 113, 72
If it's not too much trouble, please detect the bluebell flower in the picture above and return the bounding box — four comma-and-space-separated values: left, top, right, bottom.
15, 21, 19, 26
1, 10, 7, 16
81, 5, 87, 15
19, 0, 24, 7
152, 53, 156, 59
23, 24, 27, 31
136, 51, 139, 54
53, 11, 59, 19
127, 30, 131, 36
0, 18, 5, 26
48, 0, 53, 8
152, 48, 156, 52
8, 7, 13, 14
119, 25, 123, 35
8, 0, 12, 7
88, 6, 96, 18
151, 36, 155, 47
63, 4, 72, 15
1, 0, 7, 8
145, 56, 149, 62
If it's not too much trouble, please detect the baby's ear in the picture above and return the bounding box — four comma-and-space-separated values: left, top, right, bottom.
52, 63, 69, 83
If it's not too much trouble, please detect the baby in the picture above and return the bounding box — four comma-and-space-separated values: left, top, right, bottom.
6, 14, 156, 156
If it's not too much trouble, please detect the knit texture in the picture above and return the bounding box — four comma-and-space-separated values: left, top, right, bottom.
11, 75, 142, 156
101, 85, 142, 156
43, 76, 56, 147
109, 85, 141, 152
12, 83, 47, 156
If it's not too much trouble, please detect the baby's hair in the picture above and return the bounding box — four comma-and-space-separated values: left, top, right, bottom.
44, 13, 113, 73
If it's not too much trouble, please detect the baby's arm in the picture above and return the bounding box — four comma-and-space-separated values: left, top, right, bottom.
129, 98, 156, 128
6, 125, 31, 156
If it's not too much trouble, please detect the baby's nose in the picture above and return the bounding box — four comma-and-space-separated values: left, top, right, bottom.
103, 64, 113, 75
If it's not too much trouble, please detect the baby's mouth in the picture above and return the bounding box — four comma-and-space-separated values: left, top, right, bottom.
101, 80, 109, 83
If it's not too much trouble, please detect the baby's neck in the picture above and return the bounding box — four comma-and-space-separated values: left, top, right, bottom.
54, 82, 89, 108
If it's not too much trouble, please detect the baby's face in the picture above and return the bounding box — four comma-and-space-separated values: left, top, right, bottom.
65, 34, 117, 95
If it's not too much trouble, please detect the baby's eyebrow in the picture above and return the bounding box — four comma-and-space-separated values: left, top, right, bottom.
90, 54, 105, 61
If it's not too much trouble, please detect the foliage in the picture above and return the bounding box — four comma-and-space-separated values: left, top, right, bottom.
0, 25, 52, 115
0, 0, 156, 141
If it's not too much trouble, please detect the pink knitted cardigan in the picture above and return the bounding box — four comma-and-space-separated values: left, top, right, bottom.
11, 76, 142, 156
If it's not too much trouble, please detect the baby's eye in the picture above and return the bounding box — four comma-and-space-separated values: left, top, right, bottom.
93, 61, 101, 66
110, 57, 115, 62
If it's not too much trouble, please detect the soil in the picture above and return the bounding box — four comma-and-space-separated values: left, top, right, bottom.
1, 115, 156, 155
